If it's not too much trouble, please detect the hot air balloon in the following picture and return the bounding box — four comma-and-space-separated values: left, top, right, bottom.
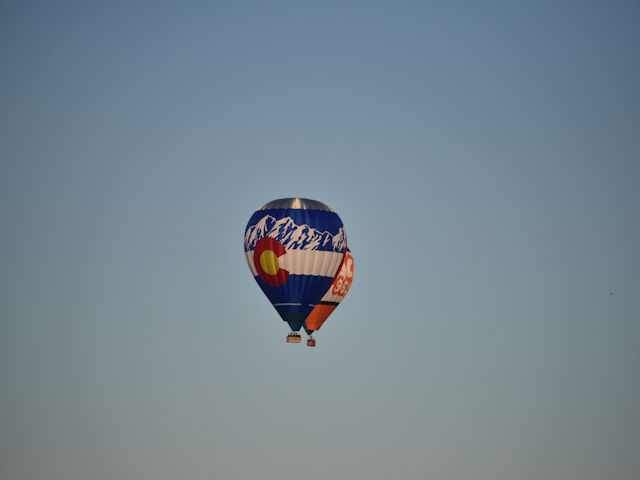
304, 248, 354, 347
244, 198, 347, 343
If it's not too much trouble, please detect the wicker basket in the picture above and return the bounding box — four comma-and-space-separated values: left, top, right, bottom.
286, 334, 302, 343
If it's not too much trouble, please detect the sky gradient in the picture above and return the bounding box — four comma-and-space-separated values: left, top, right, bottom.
2, 1, 639, 479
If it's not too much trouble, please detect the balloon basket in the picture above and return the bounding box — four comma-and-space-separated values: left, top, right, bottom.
286, 333, 301, 343
306, 338, 316, 347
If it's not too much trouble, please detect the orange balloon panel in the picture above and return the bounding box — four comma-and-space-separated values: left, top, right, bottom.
305, 249, 354, 332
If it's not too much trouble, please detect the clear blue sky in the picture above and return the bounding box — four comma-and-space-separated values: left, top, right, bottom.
2, 1, 639, 479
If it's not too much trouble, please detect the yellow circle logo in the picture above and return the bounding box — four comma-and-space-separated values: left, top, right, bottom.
259, 250, 280, 276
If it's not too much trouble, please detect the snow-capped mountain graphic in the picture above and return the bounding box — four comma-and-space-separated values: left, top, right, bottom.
245, 215, 346, 252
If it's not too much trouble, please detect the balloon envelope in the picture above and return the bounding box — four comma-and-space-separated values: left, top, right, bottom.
244, 198, 347, 332
305, 248, 354, 333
